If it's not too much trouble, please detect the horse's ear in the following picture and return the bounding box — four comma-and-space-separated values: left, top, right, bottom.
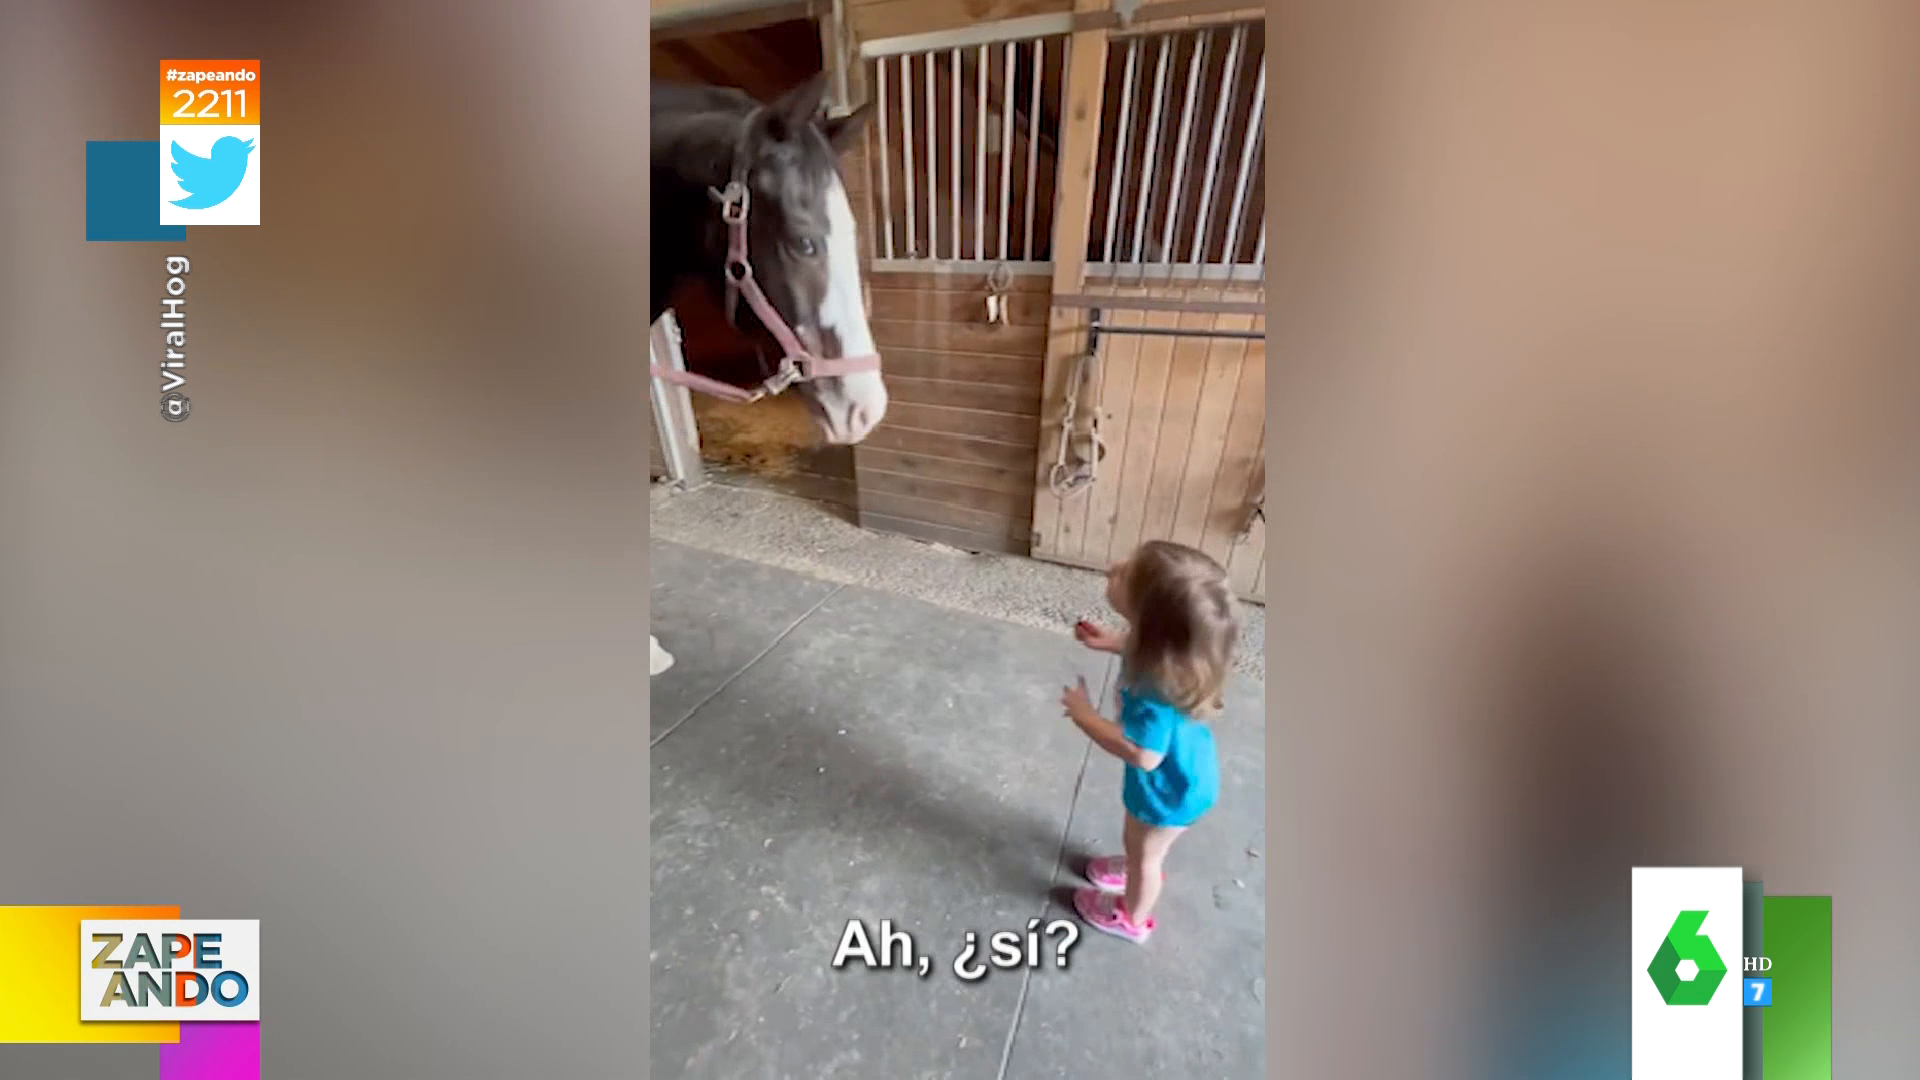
821, 102, 873, 154
767, 72, 832, 142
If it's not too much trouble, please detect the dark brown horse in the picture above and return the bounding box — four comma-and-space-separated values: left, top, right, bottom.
651, 73, 887, 445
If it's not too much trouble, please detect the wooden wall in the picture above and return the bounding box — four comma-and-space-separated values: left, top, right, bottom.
848, 0, 1074, 43
687, 0, 1266, 593
1028, 288, 1266, 600
855, 270, 1049, 553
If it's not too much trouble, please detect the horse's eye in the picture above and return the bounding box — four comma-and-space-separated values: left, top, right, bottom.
790, 237, 821, 258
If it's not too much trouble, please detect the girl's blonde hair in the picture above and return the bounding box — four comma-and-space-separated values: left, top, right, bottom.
1119, 540, 1239, 715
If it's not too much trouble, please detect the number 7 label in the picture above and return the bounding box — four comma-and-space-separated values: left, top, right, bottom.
1743, 977, 1773, 1007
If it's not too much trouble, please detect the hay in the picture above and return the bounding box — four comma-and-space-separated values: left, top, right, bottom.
691, 394, 820, 478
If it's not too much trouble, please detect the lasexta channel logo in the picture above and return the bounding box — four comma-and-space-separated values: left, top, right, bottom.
1646, 909, 1728, 1005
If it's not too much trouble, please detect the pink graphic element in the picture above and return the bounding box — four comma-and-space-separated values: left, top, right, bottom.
158, 1022, 259, 1080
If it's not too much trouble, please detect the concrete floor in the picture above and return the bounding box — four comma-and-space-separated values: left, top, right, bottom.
650, 539, 1267, 1080
650, 482, 1267, 682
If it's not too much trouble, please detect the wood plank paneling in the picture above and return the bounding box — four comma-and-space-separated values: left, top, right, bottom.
857, 447, 1033, 495
871, 318, 1047, 358
860, 487, 1031, 537
855, 272, 1048, 556
859, 466, 1035, 519
1135, 308, 1217, 545
868, 287, 1052, 326
1169, 312, 1254, 550
862, 425, 1035, 471
887, 375, 1042, 416
1196, 319, 1265, 571
870, 270, 1051, 294
883, 402, 1037, 447
882, 347, 1041, 388
1028, 0, 1113, 562
850, 0, 1074, 47
1091, 305, 1178, 559
1030, 300, 1265, 602
1071, 305, 1144, 564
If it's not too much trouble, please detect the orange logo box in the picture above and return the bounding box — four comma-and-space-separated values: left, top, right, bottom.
160, 60, 260, 126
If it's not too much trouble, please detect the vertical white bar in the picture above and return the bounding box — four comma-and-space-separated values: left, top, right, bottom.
951, 48, 961, 259
999, 40, 1014, 260
925, 51, 937, 258
1159, 29, 1207, 272
1219, 62, 1264, 267
951, 47, 961, 260
1189, 24, 1244, 264
975, 44, 988, 261
875, 59, 895, 259
1252, 223, 1265, 267
1631, 867, 1745, 1080
1101, 40, 1140, 265
900, 55, 916, 257
1129, 35, 1174, 265
1023, 38, 1043, 260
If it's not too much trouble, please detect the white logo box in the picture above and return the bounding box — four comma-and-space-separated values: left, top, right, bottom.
80, 919, 260, 1022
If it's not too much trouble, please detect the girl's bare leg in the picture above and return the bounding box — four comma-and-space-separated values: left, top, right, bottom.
1123, 815, 1186, 922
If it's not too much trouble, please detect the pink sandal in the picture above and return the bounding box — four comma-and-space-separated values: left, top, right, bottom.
1072, 886, 1155, 944
1084, 855, 1166, 892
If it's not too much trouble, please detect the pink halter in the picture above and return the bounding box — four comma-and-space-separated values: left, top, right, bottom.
651, 114, 883, 403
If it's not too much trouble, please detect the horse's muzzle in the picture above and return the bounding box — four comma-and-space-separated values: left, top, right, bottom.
806, 367, 887, 445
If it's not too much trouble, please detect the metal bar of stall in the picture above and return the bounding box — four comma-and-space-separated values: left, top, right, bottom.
1087, 307, 1266, 348
870, 257, 1055, 275
1219, 61, 1265, 269
1101, 39, 1140, 264
1188, 23, 1243, 265
924, 51, 937, 257
1128, 35, 1173, 266
1159, 28, 1207, 276
899, 55, 916, 256
1252, 224, 1265, 267
950, 48, 961, 259
1024, 38, 1043, 259
975, 44, 988, 261
1054, 293, 1265, 314
874, 59, 895, 258
999, 40, 1014, 260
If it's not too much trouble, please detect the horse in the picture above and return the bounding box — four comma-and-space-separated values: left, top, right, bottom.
650, 73, 884, 680
650, 72, 887, 447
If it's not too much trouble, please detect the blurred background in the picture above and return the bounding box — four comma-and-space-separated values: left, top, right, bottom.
4, 0, 1919, 1077
1, 2, 650, 1077
1266, 3, 1920, 1076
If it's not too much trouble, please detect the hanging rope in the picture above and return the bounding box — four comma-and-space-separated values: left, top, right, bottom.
1048, 344, 1106, 500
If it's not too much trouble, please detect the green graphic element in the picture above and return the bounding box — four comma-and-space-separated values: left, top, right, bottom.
1761, 895, 1832, 1079
1648, 910, 1728, 1005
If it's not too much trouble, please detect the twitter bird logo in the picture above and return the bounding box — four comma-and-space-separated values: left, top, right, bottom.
170, 136, 254, 209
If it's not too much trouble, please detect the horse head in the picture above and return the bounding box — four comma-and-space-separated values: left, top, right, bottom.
668, 74, 887, 446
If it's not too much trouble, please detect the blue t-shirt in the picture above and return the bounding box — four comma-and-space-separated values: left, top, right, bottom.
1118, 686, 1219, 827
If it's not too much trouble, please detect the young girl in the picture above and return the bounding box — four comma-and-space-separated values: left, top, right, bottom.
1061, 539, 1239, 944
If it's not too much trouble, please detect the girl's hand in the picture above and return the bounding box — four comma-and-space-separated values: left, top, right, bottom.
1074, 620, 1126, 653
1061, 677, 1096, 722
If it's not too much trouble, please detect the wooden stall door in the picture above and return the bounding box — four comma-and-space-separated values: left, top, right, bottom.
1030, 308, 1266, 602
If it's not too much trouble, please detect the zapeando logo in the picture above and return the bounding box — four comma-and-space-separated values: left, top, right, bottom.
1647, 910, 1728, 1005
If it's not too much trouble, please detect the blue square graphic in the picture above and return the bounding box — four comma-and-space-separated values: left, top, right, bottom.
1743, 976, 1773, 1007
86, 141, 187, 242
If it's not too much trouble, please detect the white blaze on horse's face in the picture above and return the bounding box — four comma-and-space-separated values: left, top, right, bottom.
808, 171, 887, 445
